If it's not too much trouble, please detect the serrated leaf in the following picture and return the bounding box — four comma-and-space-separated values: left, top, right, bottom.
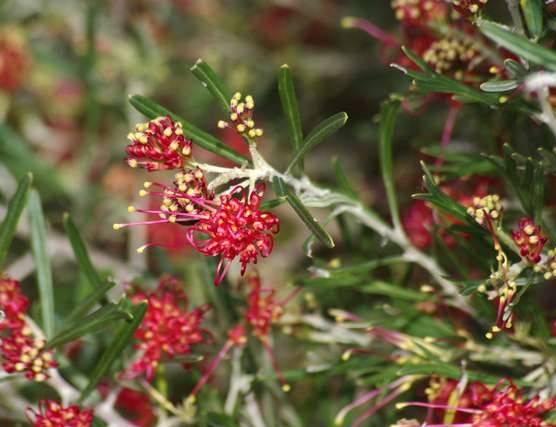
28, 190, 55, 338
278, 64, 304, 171
0, 172, 32, 269
478, 19, 556, 70
48, 303, 131, 348
379, 100, 402, 229
190, 59, 231, 114
79, 301, 147, 402
277, 178, 335, 249
128, 95, 248, 166
286, 112, 348, 173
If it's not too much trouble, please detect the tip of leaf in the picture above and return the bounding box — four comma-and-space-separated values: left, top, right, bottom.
280, 64, 290, 69
62, 212, 70, 221
190, 58, 204, 71
340, 112, 348, 124
25, 172, 33, 182
390, 63, 407, 74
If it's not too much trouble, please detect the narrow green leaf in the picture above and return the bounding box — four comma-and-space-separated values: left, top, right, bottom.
277, 178, 335, 249
359, 281, 430, 301
260, 197, 287, 210
480, 79, 520, 93
28, 190, 55, 338
128, 95, 248, 166
400, 45, 433, 72
504, 59, 527, 78
63, 213, 103, 290
286, 112, 348, 173
190, 59, 231, 114
79, 301, 147, 402
49, 304, 131, 348
67, 279, 116, 322
331, 156, 357, 198
478, 19, 556, 70
521, 0, 544, 38
379, 100, 402, 230
0, 172, 32, 269
278, 65, 304, 169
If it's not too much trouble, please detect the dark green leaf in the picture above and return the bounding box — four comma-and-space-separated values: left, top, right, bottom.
49, 303, 131, 348
79, 301, 147, 402
480, 79, 520, 93
521, 0, 544, 38
331, 157, 357, 199
190, 59, 231, 114
359, 281, 430, 301
277, 178, 335, 249
28, 190, 55, 338
0, 172, 32, 269
128, 95, 248, 166
286, 112, 348, 173
278, 64, 304, 170
67, 279, 116, 322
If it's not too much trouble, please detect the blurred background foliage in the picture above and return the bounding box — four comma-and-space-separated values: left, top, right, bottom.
2, 1, 556, 425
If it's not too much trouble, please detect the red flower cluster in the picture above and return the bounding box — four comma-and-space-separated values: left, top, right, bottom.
0, 277, 57, 381
126, 116, 192, 171
120, 116, 280, 285
511, 218, 547, 263
0, 30, 29, 93
125, 276, 210, 380
391, 0, 447, 28
27, 400, 93, 427
399, 379, 556, 427
186, 184, 279, 284
115, 388, 156, 427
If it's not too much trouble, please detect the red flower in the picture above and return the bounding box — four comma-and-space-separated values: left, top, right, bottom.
399, 379, 556, 427
1, 326, 57, 381
27, 400, 93, 427
402, 200, 434, 249
511, 218, 547, 264
0, 276, 29, 331
115, 388, 156, 427
186, 184, 279, 284
125, 116, 192, 171
124, 276, 210, 380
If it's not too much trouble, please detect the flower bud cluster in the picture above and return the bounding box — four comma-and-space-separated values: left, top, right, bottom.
466, 194, 502, 226
217, 92, 264, 139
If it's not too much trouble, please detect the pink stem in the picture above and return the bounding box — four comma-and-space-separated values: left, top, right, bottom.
189, 340, 233, 398
348, 18, 400, 47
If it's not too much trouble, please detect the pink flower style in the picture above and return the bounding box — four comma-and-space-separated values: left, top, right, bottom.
123, 276, 211, 380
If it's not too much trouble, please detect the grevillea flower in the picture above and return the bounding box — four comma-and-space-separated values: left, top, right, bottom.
1, 326, 57, 381
391, 0, 448, 28
0, 276, 29, 330
217, 92, 264, 139
125, 116, 192, 171
0, 277, 57, 381
116, 172, 279, 284
124, 276, 210, 381
396, 379, 556, 427
186, 184, 279, 284
511, 218, 547, 264
27, 400, 93, 427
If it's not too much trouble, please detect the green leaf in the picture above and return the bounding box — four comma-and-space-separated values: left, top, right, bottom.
28, 190, 55, 339
67, 279, 116, 322
359, 281, 430, 301
478, 19, 556, 70
128, 95, 248, 166
379, 100, 402, 230
480, 79, 520, 93
278, 64, 304, 170
286, 112, 348, 173
63, 213, 103, 291
521, 0, 544, 38
331, 156, 357, 199
277, 178, 335, 249
0, 172, 32, 269
504, 59, 527, 78
79, 301, 147, 402
190, 59, 231, 114
260, 197, 287, 210
48, 303, 131, 348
